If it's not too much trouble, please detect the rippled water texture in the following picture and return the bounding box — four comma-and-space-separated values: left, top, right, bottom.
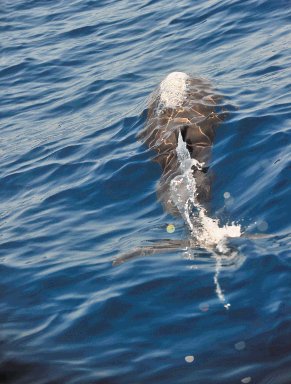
1, 0, 290, 383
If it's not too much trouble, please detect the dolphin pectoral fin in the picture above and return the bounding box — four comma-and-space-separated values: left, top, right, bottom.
112, 247, 152, 266
112, 239, 191, 266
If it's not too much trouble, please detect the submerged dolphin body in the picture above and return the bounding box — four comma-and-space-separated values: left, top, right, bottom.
113, 72, 228, 266
139, 71, 224, 214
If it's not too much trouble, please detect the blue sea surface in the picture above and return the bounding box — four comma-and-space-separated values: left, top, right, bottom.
1, 0, 290, 383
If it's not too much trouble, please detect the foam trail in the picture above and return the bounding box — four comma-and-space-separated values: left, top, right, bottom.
170, 132, 197, 231
171, 131, 241, 306
213, 254, 231, 309
172, 131, 241, 246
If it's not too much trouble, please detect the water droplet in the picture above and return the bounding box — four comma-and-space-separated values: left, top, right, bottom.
257, 220, 268, 231
166, 224, 175, 233
235, 341, 246, 351
241, 377, 252, 383
183, 250, 193, 260
224, 191, 231, 199
185, 355, 194, 363
199, 303, 209, 312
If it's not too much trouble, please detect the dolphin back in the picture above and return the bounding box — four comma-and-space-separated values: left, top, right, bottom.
139, 72, 225, 211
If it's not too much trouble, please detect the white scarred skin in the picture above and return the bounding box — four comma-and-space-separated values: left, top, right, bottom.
159, 72, 189, 109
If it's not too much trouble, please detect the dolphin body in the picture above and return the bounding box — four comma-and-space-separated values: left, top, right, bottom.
139, 71, 223, 214
113, 72, 226, 265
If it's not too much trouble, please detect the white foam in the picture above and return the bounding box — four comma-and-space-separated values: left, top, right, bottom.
171, 131, 241, 249
198, 209, 241, 249
159, 72, 189, 109
170, 131, 242, 307
170, 132, 198, 229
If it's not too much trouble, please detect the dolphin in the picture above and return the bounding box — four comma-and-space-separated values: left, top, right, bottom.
138, 71, 224, 213
113, 72, 227, 266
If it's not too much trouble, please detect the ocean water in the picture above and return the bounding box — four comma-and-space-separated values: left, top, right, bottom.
0, 0, 290, 383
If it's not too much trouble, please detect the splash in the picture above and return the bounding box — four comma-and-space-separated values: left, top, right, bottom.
170, 131, 241, 307
198, 209, 241, 250
171, 131, 241, 249
170, 131, 197, 230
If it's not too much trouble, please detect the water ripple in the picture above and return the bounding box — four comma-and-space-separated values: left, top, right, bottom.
0, 0, 290, 382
